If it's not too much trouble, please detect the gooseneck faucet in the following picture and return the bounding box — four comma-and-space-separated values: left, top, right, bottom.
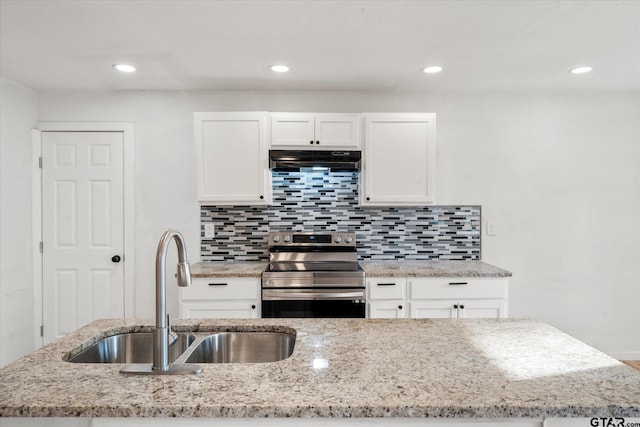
120, 229, 202, 375
153, 229, 192, 371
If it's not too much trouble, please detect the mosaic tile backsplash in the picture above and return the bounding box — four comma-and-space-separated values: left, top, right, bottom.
201, 171, 480, 261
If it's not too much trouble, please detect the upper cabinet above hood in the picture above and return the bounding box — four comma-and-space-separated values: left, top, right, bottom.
269, 150, 361, 172
194, 111, 435, 206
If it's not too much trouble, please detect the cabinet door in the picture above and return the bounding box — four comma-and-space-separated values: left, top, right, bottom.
368, 301, 407, 318
194, 112, 270, 205
456, 299, 507, 319
181, 301, 259, 319
409, 299, 507, 319
270, 113, 315, 147
314, 114, 360, 148
361, 113, 436, 205
409, 300, 457, 319
270, 113, 360, 149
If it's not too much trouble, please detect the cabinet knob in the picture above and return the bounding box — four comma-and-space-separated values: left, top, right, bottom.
111, 255, 121, 263
453, 304, 459, 309
309, 140, 314, 145
315, 141, 320, 144
366, 197, 370, 201
251, 304, 256, 309
398, 305, 403, 310
259, 195, 264, 200
459, 304, 465, 310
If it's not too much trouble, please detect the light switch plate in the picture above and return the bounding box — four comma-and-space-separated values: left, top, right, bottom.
486, 221, 496, 236
204, 223, 215, 239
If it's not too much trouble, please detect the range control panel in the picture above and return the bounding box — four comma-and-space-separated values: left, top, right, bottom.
267, 231, 356, 247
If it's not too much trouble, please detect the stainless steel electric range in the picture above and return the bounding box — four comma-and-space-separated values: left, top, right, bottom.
261, 231, 366, 318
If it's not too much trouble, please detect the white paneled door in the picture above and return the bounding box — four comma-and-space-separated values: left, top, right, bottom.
42, 131, 125, 344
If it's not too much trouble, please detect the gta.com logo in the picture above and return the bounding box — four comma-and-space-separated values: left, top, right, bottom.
590, 418, 640, 427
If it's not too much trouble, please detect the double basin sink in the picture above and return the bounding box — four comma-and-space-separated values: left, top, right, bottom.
66, 330, 296, 364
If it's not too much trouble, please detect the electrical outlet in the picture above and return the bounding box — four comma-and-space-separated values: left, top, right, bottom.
204, 223, 215, 239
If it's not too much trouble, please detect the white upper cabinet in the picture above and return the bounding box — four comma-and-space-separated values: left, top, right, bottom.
270, 113, 360, 149
360, 113, 436, 206
194, 112, 271, 205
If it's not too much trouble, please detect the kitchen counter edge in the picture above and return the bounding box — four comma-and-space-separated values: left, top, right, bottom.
191, 260, 512, 278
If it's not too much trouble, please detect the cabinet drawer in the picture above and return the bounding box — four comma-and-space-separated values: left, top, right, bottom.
368, 278, 406, 300
181, 277, 260, 300
408, 278, 507, 300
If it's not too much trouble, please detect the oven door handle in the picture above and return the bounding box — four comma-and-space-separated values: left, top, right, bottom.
262, 289, 365, 301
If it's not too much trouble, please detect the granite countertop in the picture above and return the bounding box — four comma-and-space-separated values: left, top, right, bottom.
191, 261, 267, 278
191, 260, 512, 278
360, 260, 512, 277
1, 318, 638, 418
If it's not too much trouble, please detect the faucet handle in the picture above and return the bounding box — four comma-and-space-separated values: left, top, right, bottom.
177, 261, 192, 287
167, 314, 179, 345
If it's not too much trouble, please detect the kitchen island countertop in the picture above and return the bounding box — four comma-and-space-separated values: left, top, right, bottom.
1, 318, 638, 419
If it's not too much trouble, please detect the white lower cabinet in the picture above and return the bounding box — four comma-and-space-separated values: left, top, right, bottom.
368, 300, 407, 318
409, 299, 507, 319
367, 276, 508, 319
367, 277, 407, 319
408, 278, 508, 319
179, 277, 260, 319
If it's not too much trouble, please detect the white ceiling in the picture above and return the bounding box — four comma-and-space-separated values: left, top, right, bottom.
1, 0, 639, 92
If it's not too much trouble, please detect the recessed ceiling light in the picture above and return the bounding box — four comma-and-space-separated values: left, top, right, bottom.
271, 65, 290, 73
570, 66, 592, 74
423, 65, 443, 74
113, 64, 136, 73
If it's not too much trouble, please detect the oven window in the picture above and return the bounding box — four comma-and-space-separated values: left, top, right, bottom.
262, 300, 365, 318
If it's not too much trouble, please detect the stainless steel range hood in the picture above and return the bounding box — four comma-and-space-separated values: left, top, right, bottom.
269, 150, 361, 172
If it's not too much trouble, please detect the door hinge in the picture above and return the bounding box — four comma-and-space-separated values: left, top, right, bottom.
39, 242, 43, 253
39, 157, 42, 168
40, 325, 44, 337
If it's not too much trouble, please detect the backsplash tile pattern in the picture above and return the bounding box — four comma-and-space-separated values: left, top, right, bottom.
201, 171, 480, 261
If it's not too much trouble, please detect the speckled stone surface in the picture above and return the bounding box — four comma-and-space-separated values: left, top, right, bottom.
361, 260, 512, 277
190, 261, 267, 278
191, 260, 511, 278
1, 318, 638, 418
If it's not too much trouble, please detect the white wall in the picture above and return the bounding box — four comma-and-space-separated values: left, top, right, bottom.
31, 89, 640, 359
0, 77, 38, 367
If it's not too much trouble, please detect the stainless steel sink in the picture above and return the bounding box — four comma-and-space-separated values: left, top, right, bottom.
184, 332, 295, 363
67, 332, 195, 363
66, 330, 295, 364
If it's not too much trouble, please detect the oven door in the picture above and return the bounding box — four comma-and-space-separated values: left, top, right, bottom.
262, 288, 366, 318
